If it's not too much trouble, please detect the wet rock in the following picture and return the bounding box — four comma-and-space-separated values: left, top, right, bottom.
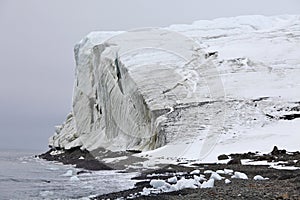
279, 113, 300, 120
76, 159, 112, 170
205, 51, 218, 58
271, 146, 286, 155
271, 146, 279, 155
218, 154, 229, 160
76, 170, 92, 175
126, 149, 142, 153
39, 147, 113, 171
285, 160, 296, 166
227, 158, 241, 165
256, 154, 276, 162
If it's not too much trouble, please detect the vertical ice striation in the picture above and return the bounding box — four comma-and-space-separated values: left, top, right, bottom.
49, 28, 213, 151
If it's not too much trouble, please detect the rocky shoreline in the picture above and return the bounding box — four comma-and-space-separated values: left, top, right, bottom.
39, 146, 148, 171
94, 164, 300, 200
39, 147, 113, 170
39, 147, 300, 199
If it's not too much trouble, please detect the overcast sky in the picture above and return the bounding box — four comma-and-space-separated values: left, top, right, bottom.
0, 0, 299, 151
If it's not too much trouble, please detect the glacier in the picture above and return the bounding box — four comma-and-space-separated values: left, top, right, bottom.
49, 15, 300, 162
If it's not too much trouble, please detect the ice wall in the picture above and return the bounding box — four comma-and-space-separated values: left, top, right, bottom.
49, 28, 212, 151
49, 15, 300, 155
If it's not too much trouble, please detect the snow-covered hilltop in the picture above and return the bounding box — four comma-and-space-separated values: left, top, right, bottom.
49, 15, 300, 163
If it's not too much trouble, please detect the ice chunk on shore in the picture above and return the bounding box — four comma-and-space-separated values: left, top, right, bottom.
61, 170, 73, 177
193, 174, 207, 182
204, 170, 214, 174
201, 179, 214, 188
190, 169, 200, 175
70, 176, 80, 181
224, 169, 234, 175
140, 187, 152, 196
253, 175, 269, 180
150, 180, 166, 189
216, 170, 225, 174
225, 179, 231, 184
167, 176, 178, 184
210, 172, 224, 180
231, 171, 248, 179
175, 177, 198, 190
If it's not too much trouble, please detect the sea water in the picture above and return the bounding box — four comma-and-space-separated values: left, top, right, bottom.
0, 150, 137, 200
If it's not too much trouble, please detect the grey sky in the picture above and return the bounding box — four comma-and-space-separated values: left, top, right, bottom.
0, 0, 299, 151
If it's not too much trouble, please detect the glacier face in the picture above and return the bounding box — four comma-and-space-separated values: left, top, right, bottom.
49, 15, 300, 157
49, 28, 221, 152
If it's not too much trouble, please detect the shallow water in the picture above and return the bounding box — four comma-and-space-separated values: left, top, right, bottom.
0, 150, 137, 200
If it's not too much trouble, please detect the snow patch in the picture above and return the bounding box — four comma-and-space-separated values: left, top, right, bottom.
50, 150, 64, 156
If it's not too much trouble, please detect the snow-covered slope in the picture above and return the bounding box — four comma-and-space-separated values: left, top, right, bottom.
49, 15, 300, 162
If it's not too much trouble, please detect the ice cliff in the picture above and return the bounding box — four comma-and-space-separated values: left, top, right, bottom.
49, 15, 300, 159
